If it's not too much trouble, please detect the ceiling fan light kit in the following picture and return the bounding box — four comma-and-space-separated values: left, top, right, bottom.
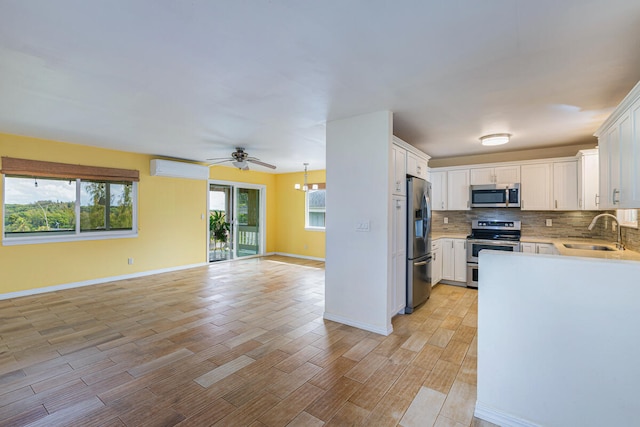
480, 133, 511, 146
207, 147, 276, 170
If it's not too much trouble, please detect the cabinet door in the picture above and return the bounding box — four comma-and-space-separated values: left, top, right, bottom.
495, 166, 520, 184
521, 163, 552, 210
553, 161, 578, 210
536, 243, 555, 255
431, 171, 447, 211
392, 145, 407, 196
416, 157, 428, 180
392, 196, 407, 314
623, 98, 640, 207
470, 168, 494, 185
441, 239, 455, 280
520, 242, 536, 253
406, 152, 419, 178
453, 239, 467, 282
579, 152, 600, 210
447, 170, 470, 210
432, 241, 442, 285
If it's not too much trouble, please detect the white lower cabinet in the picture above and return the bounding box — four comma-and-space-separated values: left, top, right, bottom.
441, 238, 467, 283
432, 239, 442, 286
521, 242, 557, 255
391, 196, 407, 316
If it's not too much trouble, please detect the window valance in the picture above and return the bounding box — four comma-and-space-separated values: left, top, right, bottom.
1, 157, 140, 182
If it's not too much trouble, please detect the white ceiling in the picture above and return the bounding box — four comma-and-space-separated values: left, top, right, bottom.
1, 1, 640, 172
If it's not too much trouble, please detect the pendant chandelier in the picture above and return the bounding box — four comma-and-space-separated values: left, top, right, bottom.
294, 163, 318, 192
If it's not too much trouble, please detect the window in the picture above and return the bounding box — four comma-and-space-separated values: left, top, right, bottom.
617, 209, 638, 229
3, 175, 137, 244
305, 189, 326, 230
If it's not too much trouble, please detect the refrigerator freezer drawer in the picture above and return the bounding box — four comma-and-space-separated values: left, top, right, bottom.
405, 255, 432, 314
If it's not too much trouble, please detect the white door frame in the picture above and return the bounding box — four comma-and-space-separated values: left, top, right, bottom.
207, 179, 267, 260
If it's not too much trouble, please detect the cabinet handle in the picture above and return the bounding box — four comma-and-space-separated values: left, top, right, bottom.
613, 189, 620, 205
579, 198, 582, 208
595, 194, 599, 207
433, 252, 436, 261
441, 201, 445, 209
521, 199, 524, 209
467, 200, 470, 208
555, 200, 558, 209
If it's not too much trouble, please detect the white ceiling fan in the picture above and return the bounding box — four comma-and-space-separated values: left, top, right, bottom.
207, 147, 276, 170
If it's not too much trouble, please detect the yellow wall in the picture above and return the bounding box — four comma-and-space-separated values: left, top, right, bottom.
274, 170, 326, 259
0, 132, 326, 295
0, 133, 208, 294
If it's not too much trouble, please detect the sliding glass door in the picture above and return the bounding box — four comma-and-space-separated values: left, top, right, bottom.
208, 181, 265, 262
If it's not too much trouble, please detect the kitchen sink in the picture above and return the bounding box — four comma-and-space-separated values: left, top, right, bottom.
562, 243, 616, 251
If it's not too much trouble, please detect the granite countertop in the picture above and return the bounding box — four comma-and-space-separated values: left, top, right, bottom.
520, 236, 640, 262
432, 233, 469, 240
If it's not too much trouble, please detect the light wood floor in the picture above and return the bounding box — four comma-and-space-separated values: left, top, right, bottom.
0, 256, 493, 427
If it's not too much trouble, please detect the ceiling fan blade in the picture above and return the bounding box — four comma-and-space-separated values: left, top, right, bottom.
247, 158, 276, 169
207, 159, 232, 165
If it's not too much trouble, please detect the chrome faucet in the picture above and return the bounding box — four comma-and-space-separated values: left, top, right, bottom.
587, 213, 624, 250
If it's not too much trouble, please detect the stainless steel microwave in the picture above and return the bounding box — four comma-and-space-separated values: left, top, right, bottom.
470, 183, 520, 208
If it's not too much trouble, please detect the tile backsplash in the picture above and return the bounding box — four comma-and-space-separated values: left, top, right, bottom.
432, 209, 640, 252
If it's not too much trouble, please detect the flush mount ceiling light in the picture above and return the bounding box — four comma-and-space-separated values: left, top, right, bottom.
294, 163, 318, 192
480, 133, 511, 146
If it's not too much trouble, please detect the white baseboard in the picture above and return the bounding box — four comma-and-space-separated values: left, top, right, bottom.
474, 401, 541, 427
0, 262, 208, 301
323, 311, 392, 336
273, 252, 325, 261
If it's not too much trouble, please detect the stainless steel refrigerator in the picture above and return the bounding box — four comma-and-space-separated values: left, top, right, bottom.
405, 177, 432, 314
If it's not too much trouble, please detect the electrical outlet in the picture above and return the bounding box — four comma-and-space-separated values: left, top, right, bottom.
546, 219, 552, 227
128, 258, 134, 265
356, 221, 370, 232
444, 217, 449, 224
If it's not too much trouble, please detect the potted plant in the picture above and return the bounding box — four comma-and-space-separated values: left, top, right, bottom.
210, 211, 230, 254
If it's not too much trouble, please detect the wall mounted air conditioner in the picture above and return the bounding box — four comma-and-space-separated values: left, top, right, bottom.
150, 159, 209, 180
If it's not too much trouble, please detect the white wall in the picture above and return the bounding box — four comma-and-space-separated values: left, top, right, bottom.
476, 251, 640, 427
324, 111, 393, 335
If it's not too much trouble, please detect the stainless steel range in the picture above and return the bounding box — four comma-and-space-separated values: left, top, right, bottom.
466, 220, 521, 288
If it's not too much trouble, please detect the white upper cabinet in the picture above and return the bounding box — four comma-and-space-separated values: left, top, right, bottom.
470, 165, 520, 185
577, 149, 600, 210
447, 169, 470, 210
407, 151, 428, 180
552, 160, 579, 210
431, 170, 447, 211
596, 81, 640, 209
392, 144, 407, 196
521, 163, 552, 210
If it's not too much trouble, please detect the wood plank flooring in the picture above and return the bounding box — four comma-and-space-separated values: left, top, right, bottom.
0, 255, 494, 426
